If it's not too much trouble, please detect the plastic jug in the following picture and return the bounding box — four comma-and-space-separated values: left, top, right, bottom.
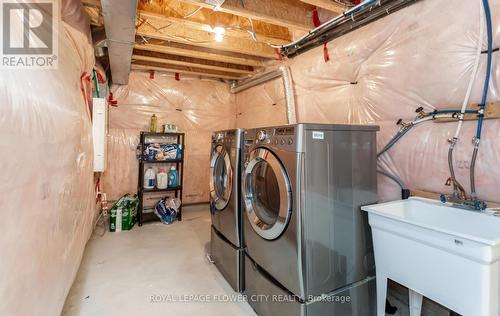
144, 167, 156, 189
157, 168, 168, 189
168, 166, 178, 188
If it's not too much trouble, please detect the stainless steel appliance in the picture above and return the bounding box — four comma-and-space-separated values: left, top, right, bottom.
209, 129, 244, 292
242, 123, 379, 315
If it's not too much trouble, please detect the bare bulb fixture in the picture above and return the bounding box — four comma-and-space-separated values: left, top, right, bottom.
212, 26, 225, 42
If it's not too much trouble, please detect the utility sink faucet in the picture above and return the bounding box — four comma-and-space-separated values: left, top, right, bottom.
440, 177, 487, 211
440, 191, 488, 211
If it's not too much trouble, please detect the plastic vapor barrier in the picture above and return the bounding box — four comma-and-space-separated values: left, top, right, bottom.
104, 72, 236, 203
0, 2, 96, 315
236, 0, 500, 203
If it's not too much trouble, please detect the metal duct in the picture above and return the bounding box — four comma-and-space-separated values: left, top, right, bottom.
230, 66, 297, 124
91, 28, 107, 57
101, 0, 138, 84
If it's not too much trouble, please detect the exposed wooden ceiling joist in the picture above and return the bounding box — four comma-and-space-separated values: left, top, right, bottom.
300, 0, 345, 13
81, 0, 100, 7
134, 41, 264, 67
132, 50, 254, 74
136, 11, 277, 59
176, 0, 314, 31
137, 10, 289, 46
131, 63, 245, 80
138, 0, 292, 44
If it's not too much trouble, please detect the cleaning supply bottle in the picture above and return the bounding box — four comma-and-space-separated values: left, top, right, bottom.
168, 166, 178, 188
157, 168, 168, 189
150, 114, 157, 133
144, 167, 156, 189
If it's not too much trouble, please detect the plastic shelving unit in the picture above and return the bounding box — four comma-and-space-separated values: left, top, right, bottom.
137, 131, 185, 225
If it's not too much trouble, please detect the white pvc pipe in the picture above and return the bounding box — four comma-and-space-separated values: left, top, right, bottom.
453, 0, 485, 139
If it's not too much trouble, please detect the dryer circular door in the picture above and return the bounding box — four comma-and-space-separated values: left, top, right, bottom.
243, 148, 292, 240
210, 145, 232, 211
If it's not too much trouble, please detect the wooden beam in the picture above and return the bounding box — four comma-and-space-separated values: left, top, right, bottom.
131, 64, 245, 80
84, 6, 103, 26
433, 101, 500, 123
131, 53, 254, 74
176, 0, 314, 31
136, 11, 277, 59
137, 1, 292, 43
137, 10, 289, 46
300, 0, 345, 14
411, 189, 500, 208
81, 0, 101, 8
134, 42, 264, 67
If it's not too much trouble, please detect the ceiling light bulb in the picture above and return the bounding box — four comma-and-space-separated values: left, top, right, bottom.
214, 33, 224, 42
213, 26, 225, 35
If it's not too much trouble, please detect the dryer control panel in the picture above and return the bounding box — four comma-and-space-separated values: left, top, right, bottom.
212, 130, 236, 145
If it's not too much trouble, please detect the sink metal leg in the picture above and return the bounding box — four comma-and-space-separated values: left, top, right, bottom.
409, 289, 423, 316
376, 275, 387, 316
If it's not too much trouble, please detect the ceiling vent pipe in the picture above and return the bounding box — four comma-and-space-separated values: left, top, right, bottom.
101, 0, 139, 84
231, 66, 297, 124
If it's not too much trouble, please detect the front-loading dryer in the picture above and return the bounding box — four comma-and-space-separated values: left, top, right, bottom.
242, 123, 379, 315
209, 129, 244, 292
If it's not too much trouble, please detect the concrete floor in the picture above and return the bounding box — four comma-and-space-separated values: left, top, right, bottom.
62, 204, 450, 316
62, 204, 256, 316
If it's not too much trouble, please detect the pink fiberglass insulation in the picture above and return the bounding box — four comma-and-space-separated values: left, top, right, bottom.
236, 0, 500, 203
104, 72, 236, 203
0, 4, 96, 316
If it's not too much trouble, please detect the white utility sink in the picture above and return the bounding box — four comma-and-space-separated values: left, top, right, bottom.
362, 197, 500, 316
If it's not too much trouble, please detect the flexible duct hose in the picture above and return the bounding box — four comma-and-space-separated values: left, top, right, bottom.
377, 112, 462, 197
377, 169, 408, 190
471, 146, 479, 194
377, 125, 413, 158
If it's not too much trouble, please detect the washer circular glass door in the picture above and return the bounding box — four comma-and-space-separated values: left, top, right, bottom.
243, 148, 292, 240
210, 145, 232, 211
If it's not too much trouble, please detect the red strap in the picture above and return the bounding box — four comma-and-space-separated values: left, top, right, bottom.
149, 70, 155, 79
175, 72, 180, 81
274, 48, 284, 61
312, 7, 330, 63
95, 175, 101, 204
323, 43, 330, 62
108, 91, 118, 106
355, 0, 361, 4
312, 8, 321, 27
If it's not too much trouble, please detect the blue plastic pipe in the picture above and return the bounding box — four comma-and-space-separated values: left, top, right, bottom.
432, 109, 479, 114
477, 0, 493, 139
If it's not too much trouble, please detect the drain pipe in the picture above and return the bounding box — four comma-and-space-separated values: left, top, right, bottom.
231, 66, 297, 124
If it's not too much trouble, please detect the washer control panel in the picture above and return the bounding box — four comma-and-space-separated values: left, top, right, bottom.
249, 126, 296, 151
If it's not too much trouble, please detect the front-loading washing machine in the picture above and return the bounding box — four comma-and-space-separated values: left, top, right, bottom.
242, 123, 379, 315
209, 129, 244, 292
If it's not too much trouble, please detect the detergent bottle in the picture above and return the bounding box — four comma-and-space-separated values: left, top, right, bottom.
144, 167, 156, 189
168, 166, 178, 188
157, 168, 168, 189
